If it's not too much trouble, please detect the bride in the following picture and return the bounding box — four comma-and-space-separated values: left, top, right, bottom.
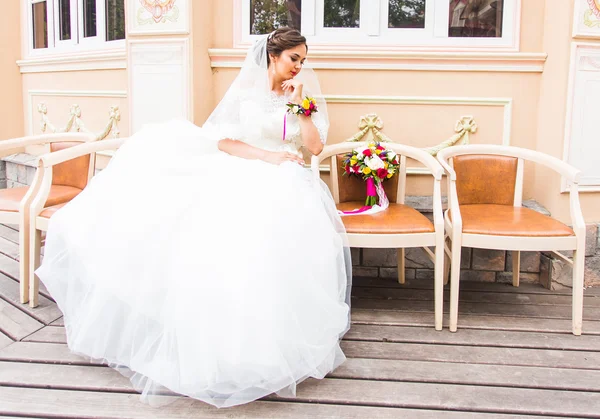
36, 27, 351, 408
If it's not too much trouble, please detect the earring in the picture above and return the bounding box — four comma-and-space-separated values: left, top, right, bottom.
272, 66, 276, 76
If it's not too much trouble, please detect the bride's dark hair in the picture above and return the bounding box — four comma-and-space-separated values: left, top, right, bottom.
266, 27, 307, 66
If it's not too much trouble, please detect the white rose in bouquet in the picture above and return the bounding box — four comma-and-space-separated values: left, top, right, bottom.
366, 155, 385, 170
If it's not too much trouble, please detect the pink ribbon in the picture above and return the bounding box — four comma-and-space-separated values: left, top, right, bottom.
283, 113, 287, 141
366, 177, 376, 197
341, 177, 378, 215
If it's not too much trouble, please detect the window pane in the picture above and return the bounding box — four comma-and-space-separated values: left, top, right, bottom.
59, 0, 71, 40
32, 1, 48, 49
106, 0, 126, 41
388, 0, 425, 29
250, 0, 301, 35
324, 0, 359, 28
83, 0, 97, 37
449, 0, 503, 38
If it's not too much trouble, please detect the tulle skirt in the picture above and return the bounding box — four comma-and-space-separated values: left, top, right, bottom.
36, 120, 351, 408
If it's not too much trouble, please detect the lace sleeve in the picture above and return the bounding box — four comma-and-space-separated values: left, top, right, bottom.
311, 110, 328, 144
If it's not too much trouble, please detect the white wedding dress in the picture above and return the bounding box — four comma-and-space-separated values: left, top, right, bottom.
37, 91, 351, 408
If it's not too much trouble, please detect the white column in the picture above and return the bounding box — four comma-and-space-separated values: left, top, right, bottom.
126, 0, 192, 134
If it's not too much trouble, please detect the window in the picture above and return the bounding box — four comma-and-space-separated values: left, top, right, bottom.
242, 0, 517, 49
29, 0, 125, 53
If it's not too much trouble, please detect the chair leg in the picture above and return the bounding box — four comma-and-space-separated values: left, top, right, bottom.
397, 248, 405, 284
572, 248, 585, 336
28, 228, 42, 308
443, 237, 451, 286
512, 251, 520, 287
449, 235, 462, 333
434, 236, 444, 331
18, 219, 30, 304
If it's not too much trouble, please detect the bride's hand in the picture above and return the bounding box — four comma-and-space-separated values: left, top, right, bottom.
261, 151, 305, 166
282, 79, 303, 103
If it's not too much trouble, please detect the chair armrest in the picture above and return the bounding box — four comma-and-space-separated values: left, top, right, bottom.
38, 137, 126, 168
400, 146, 444, 180
317, 141, 444, 180
0, 133, 96, 158
438, 144, 581, 183
436, 151, 456, 181
29, 137, 126, 219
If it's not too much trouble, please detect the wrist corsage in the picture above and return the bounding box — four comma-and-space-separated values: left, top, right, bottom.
286, 96, 318, 117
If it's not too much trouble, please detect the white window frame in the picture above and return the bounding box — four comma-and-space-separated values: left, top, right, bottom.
26, 0, 125, 57
239, 0, 520, 50
53, 0, 77, 48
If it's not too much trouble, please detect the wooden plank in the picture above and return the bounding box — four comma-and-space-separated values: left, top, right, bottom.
5, 341, 600, 392
345, 323, 600, 351
353, 285, 600, 307
331, 357, 600, 392
0, 361, 133, 392
0, 342, 101, 365
4, 353, 600, 397
0, 224, 19, 245
32, 323, 600, 352
0, 298, 43, 341
0, 252, 20, 281
0, 236, 19, 261
285, 378, 600, 417
0, 272, 61, 325
354, 277, 600, 297
352, 298, 600, 321
50, 316, 64, 326
340, 340, 600, 370
0, 367, 598, 418
0, 331, 12, 351
0, 387, 526, 419
0, 252, 51, 298
352, 308, 600, 334
23, 326, 66, 344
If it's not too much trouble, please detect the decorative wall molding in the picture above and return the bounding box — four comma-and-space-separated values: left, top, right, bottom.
27, 89, 126, 156
17, 49, 126, 73
318, 113, 479, 175
562, 42, 600, 192
209, 49, 547, 73
342, 113, 477, 157
27, 89, 126, 135
324, 94, 512, 148
37, 103, 121, 141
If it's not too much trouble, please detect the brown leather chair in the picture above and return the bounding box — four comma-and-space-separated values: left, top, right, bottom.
312, 142, 446, 330
0, 133, 96, 304
437, 145, 585, 335
28, 137, 126, 307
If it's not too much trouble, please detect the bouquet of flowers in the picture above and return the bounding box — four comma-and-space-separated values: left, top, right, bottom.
342, 142, 400, 209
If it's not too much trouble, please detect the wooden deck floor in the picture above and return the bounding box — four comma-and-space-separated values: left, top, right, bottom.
1, 223, 600, 418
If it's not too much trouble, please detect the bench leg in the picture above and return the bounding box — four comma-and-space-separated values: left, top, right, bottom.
29, 228, 42, 308
434, 235, 444, 331
18, 217, 30, 304
397, 248, 405, 284
572, 247, 585, 336
449, 235, 462, 333
512, 251, 520, 287
443, 237, 451, 286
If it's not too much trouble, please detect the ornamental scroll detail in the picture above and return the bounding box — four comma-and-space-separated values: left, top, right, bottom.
37, 103, 121, 141
344, 113, 477, 156
585, 0, 600, 28
137, 0, 180, 25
